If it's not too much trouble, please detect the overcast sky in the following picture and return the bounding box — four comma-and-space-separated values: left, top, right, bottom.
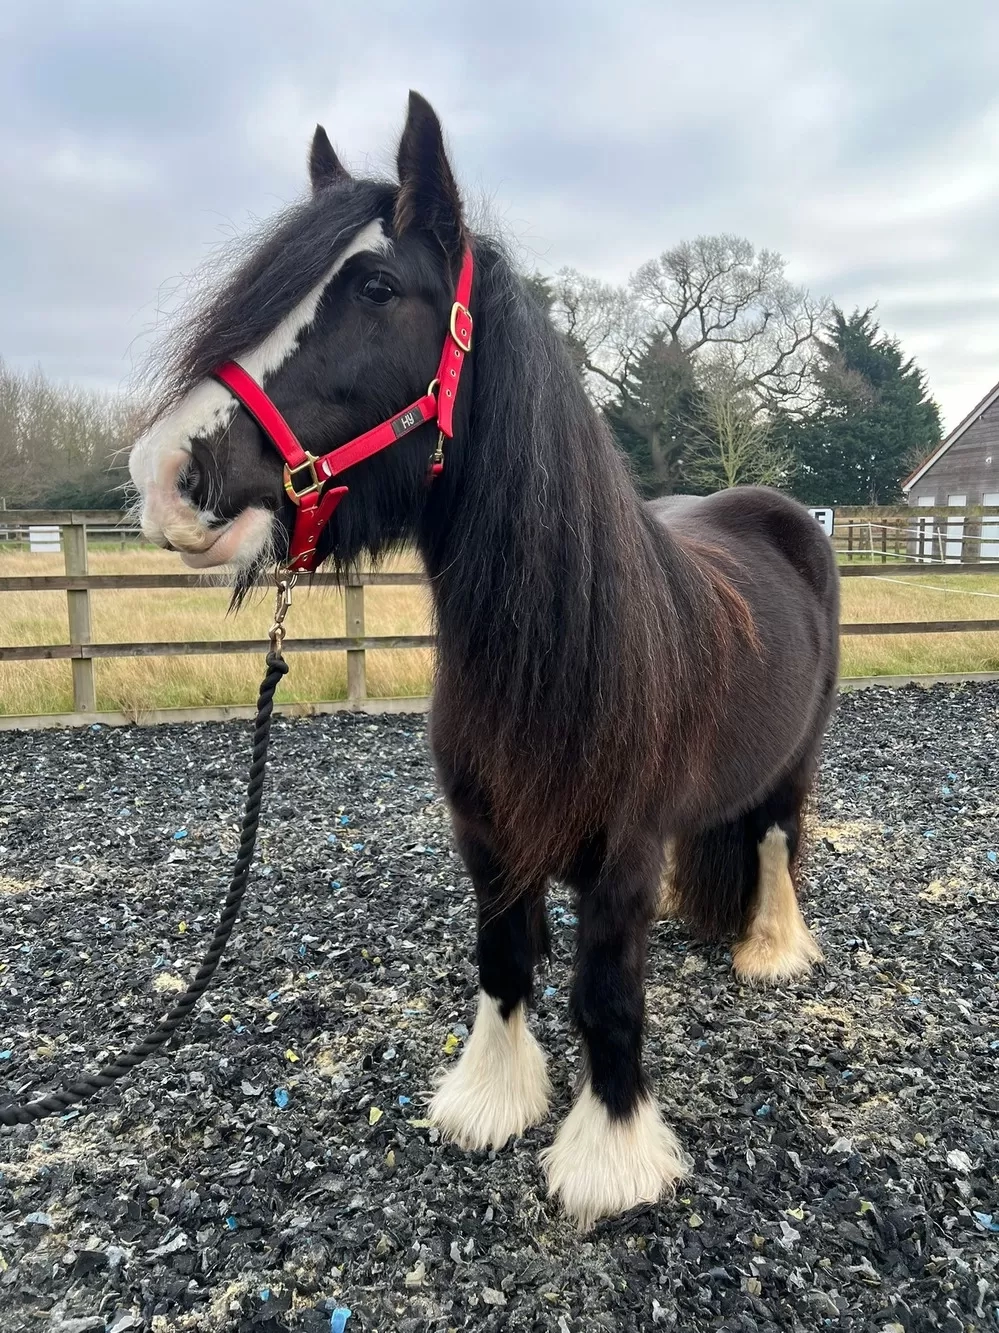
1, 0, 997, 431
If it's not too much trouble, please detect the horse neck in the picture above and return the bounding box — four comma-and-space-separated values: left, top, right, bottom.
416, 285, 679, 722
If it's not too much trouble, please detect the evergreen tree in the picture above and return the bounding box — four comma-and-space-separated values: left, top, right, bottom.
603, 332, 701, 495
522, 272, 588, 378
784, 308, 941, 505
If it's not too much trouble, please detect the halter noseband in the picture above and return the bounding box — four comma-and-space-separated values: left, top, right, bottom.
211, 247, 474, 574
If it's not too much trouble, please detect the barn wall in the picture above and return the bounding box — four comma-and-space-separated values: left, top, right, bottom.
907, 402, 999, 504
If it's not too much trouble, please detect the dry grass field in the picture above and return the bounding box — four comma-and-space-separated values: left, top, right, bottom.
1, 546, 998, 716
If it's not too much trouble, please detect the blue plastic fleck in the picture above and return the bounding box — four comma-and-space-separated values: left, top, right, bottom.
543, 985, 557, 998
908, 996, 922, 1005
298, 944, 307, 957
225, 1216, 238, 1230
273, 1088, 290, 1109
351, 842, 365, 852
973, 1211, 999, 1232
331, 881, 342, 891
339, 815, 350, 826
173, 829, 188, 841
987, 851, 997, 864
330, 1308, 352, 1333
398, 1095, 411, 1106
259, 1289, 270, 1302
0, 1051, 11, 1060
941, 786, 952, 796
755, 1104, 771, 1118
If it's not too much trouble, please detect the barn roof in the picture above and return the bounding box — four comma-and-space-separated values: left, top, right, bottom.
902, 378, 999, 491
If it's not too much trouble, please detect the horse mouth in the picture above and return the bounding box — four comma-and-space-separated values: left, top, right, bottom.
175, 522, 237, 568
171, 507, 275, 571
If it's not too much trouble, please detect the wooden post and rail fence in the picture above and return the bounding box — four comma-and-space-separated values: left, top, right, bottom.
1, 507, 998, 729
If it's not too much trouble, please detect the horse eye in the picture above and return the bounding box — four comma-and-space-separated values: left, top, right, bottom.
360, 275, 397, 306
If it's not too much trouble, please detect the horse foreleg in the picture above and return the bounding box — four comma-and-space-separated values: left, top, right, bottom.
542, 837, 690, 1230
429, 816, 551, 1149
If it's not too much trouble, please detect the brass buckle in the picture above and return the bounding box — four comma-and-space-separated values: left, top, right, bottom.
449, 302, 472, 354
282, 455, 321, 506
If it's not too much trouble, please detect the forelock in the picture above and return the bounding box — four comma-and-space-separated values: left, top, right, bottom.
144, 179, 397, 419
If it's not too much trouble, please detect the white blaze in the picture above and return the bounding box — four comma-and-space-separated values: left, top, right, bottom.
129, 218, 391, 567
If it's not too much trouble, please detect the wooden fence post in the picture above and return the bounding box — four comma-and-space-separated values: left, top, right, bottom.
64, 518, 96, 712
345, 574, 366, 706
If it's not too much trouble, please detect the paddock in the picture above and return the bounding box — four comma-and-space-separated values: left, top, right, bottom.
1, 683, 996, 1331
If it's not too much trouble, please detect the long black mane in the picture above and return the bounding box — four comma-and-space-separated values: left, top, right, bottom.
426, 237, 743, 880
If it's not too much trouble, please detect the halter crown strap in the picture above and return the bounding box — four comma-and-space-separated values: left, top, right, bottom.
212, 247, 474, 573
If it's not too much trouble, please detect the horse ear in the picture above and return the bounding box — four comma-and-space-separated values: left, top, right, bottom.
394, 91, 463, 256
309, 125, 351, 192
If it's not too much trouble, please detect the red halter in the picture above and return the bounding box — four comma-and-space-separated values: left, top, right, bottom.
212, 247, 474, 574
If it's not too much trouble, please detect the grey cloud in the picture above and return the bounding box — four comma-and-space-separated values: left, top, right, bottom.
1, 0, 997, 428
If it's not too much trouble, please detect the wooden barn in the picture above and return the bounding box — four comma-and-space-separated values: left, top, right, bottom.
903, 379, 999, 560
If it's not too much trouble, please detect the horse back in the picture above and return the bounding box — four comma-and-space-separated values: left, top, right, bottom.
647, 487, 838, 614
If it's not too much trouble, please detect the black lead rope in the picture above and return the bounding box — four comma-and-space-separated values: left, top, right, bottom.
0, 578, 295, 1128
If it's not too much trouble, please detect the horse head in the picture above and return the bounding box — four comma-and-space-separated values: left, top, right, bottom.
129, 92, 468, 579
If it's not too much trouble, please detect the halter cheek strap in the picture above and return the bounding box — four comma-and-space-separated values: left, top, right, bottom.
212, 247, 474, 574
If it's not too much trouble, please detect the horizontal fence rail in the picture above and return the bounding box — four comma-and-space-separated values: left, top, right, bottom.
0, 636, 436, 662
2, 509, 999, 728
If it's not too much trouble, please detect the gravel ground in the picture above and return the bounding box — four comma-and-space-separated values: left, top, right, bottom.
1, 683, 997, 1333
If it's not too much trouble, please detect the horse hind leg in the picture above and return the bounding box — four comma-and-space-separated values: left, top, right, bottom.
667, 767, 823, 982
655, 839, 679, 919
731, 768, 824, 984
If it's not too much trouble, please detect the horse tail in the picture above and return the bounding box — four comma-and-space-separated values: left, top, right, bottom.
665, 817, 756, 942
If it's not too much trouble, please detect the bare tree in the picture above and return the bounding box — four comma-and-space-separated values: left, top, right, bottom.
684, 378, 795, 492
631, 235, 826, 415
548, 236, 825, 416
0, 358, 141, 508
547, 270, 648, 404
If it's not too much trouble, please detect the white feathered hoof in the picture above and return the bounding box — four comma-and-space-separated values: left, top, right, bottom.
733, 826, 824, 983
430, 993, 551, 1150
541, 1084, 690, 1231
732, 918, 824, 982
